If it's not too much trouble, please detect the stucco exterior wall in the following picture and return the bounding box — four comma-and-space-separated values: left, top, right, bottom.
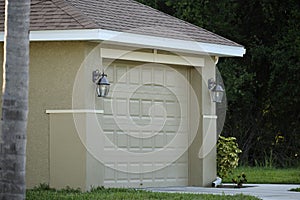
189, 57, 217, 187
0, 42, 87, 188
0, 41, 217, 189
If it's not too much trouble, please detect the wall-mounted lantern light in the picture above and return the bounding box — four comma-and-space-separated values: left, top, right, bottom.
208, 78, 224, 103
92, 69, 110, 97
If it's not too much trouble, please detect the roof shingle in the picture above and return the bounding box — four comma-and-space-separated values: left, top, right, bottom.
0, 0, 242, 47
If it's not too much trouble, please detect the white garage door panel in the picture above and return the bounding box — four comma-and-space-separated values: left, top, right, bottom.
101, 61, 189, 187
103, 155, 188, 187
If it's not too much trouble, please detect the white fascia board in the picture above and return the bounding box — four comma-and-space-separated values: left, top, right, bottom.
0, 29, 246, 57
100, 30, 246, 57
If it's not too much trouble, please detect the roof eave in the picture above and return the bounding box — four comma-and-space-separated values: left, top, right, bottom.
0, 29, 246, 57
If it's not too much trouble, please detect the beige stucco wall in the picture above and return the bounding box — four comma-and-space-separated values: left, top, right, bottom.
49, 113, 87, 189
0, 41, 217, 189
189, 57, 217, 187
28, 42, 89, 188
200, 57, 217, 186
0, 41, 88, 188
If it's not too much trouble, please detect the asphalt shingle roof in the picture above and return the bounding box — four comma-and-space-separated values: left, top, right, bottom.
0, 0, 242, 47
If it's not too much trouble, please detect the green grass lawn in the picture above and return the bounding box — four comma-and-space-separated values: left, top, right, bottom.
26, 187, 260, 200
26, 167, 300, 199
223, 166, 300, 184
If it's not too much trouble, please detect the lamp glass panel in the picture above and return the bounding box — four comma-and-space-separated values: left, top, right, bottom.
97, 84, 110, 97
213, 91, 224, 103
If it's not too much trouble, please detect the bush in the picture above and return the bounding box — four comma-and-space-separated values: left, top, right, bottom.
232, 172, 247, 188
217, 136, 242, 178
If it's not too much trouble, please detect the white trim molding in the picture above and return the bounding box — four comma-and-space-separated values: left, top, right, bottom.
0, 29, 246, 57
45, 109, 104, 114
101, 48, 205, 67
203, 115, 218, 119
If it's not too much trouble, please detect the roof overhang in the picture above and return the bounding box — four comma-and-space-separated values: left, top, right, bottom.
0, 29, 246, 57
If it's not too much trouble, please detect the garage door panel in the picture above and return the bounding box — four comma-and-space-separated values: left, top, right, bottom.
116, 67, 127, 83
103, 98, 113, 114
129, 99, 140, 116
106, 66, 115, 83
129, 68, 140, 84
102, 61, 189, 187
153, 69, 164, 85
142, 68, 152, 83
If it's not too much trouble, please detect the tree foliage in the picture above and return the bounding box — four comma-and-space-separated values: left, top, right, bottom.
137, 0, 300, 167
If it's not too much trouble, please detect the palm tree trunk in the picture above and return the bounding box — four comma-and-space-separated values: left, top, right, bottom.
0, 0, 30, 199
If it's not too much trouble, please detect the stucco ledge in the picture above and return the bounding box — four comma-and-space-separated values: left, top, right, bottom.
45, 109, 104, 114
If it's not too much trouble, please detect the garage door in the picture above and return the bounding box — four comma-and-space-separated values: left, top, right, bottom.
100, 60, 190, 187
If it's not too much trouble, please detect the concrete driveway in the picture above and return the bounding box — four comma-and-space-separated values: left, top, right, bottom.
146, 184, 300, 200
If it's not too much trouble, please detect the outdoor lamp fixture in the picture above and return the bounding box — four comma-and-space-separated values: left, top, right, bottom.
92, 69, 110, 97
208, 78, 224, 103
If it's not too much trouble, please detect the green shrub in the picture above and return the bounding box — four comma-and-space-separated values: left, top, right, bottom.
217, 136, 242, 178
232, 172, 247, 188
